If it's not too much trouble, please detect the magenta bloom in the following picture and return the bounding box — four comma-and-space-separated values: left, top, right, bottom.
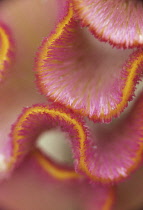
35, 1, 143, 123
35, 0, 143, 184
1, 0, 143, 209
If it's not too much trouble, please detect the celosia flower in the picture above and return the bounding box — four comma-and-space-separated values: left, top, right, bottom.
35, 0, 143, 123
0, 0, 115, 209
35, 0, 143, 183
0, 103, 114, 209
0, 0, 143, 209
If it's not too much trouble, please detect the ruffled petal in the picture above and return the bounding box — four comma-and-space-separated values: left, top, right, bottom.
5, 103, 115, 209
8, 100, 143, 184
32, 149, 115, 210
0, 22, 14, 81
35, 2, 143, 122
73, 0, 143, 48
8, 104, 89, 174
75, 91, 143, 183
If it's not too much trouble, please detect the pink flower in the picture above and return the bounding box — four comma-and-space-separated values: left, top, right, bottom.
35, 0, 143, 183
0, 0, 143, 209
0, 0, 115, 209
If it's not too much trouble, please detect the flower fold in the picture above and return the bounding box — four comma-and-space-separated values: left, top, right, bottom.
76, 89, 143, 183
4, 99, 143, 183
8, 103, 88, 174
35, 1, 143, 122
0, 1, 143, 209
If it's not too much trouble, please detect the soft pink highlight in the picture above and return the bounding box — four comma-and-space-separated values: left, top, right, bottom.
73, 0, 143, 48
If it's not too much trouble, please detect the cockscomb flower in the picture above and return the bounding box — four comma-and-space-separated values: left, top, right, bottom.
35, 0, 143, 123
35, 0, 143, 182
0, 103, 115, 209
5, 98, 143, 184
0, 1, 116, 209
0, 0, 143, 209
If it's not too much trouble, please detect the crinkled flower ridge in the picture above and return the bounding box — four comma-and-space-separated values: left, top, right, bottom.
35, 0, 143, 123
1, 1, 143, 209
1, 102, 115, 208
0, 99, 141, 184
7, 103, 89, 175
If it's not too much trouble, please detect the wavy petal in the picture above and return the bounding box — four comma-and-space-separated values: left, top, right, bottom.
35, 2, 143, 122
8, 104, 89, 174
32, 149, 115, 210
75, 91, 143, 183
73, 0, 143, 48
7, 102, 115, 209
8, 100, 143, 184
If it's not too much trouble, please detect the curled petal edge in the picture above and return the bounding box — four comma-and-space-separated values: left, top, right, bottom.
35, 1, 143, 122
76, 91, 143, 183
7, 103, 89, 175
4, 100, 143, 183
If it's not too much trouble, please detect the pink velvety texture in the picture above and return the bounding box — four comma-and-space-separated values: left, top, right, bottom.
73, 0, 143, 48
76, 91, 143, 183
10, 104, 89, 171
9, 96, 143, 184
36, 17, 142, 122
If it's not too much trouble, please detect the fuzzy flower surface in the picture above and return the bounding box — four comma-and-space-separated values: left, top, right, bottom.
0, 0, 143, 210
